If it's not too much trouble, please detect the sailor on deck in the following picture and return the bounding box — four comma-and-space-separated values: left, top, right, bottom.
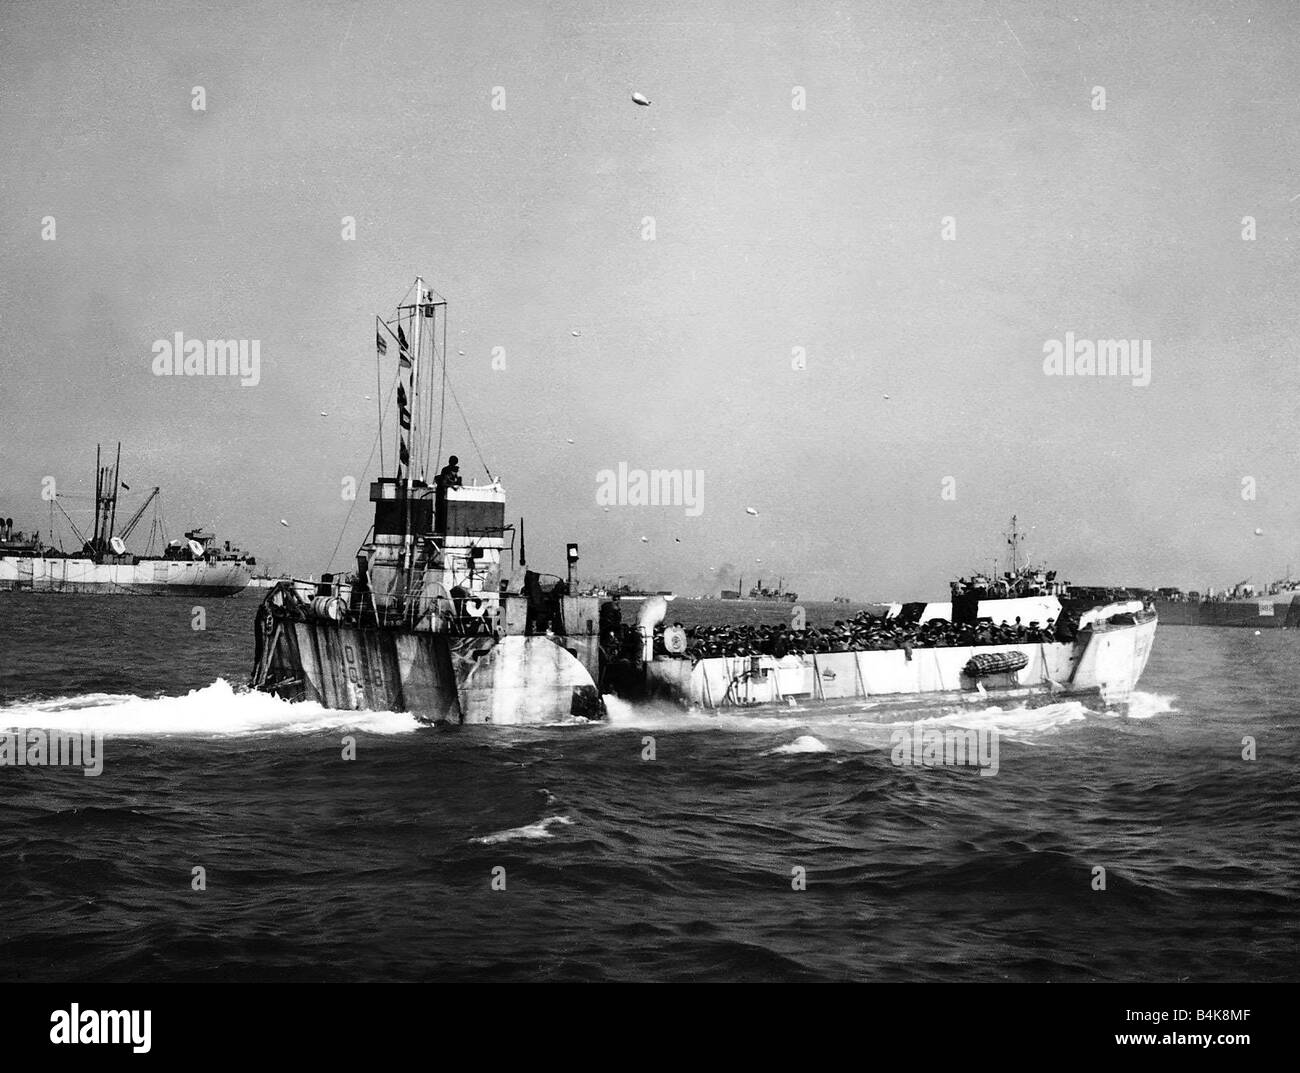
437, 455, 463, 491
434, 455, 462, 532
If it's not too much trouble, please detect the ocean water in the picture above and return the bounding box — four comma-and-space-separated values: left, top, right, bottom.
0, 593, 1297, 982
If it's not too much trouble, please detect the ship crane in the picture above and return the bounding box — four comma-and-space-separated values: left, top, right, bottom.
51, 496, 89, 550
116, 487, 161, 545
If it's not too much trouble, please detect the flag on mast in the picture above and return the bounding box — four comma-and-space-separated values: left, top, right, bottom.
394, 323, 412, 368
397, 384, 411, 431
396, 381, 412, 476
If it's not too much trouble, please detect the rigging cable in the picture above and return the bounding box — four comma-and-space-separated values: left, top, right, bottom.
52, 495, 89, 548
386, 279, 416, 479
445, 375, 493, 482
436, 306, 448, 475
432, 303, 440, 480
325, 364, 399, 575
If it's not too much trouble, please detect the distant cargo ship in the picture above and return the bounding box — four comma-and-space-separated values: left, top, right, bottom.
1070, 577, 1300, 629
0, 444, 254, 596
720, 576, 798, 602
607, 582, 673, 598
1151, 582, 1300, 628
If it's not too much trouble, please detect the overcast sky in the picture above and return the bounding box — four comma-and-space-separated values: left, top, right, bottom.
2, 0, 1298, 599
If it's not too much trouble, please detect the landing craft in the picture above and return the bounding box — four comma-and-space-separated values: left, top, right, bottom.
249, 286, 1159, 725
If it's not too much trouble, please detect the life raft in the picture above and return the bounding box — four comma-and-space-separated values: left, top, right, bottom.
964, 650, 1029, 678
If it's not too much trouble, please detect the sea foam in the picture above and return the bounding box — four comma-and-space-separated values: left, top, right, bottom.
0, 678, 418, 736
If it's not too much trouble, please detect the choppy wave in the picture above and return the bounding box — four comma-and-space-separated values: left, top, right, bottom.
471, 815, 574, 844
1107, 691, 1177, 720
0, 678, 419, 736
765, 735, 830, 755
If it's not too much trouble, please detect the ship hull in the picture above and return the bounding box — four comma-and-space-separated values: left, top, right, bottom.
250, 600, 605, 725
636, 615, 1157, 713
0, 556, 252, 596
1154, 597, 1299, 628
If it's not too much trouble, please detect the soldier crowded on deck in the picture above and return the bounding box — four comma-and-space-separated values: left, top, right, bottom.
630, 607, 1076, 663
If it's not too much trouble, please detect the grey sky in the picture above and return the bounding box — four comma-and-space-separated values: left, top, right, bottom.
2, 0, 1297, 598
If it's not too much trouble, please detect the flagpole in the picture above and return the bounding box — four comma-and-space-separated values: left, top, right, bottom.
403, 277, 424, 587
413, 276, 423, 482
375, 316, 385, 475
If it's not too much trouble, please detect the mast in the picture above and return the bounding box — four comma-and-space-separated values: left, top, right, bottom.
107, 442, 122, 551
371, 278, 453, 609
92, 443, 102, 558
1006, 514, 1022, 577
403, 278, 422, 581
412, 275, 423, 482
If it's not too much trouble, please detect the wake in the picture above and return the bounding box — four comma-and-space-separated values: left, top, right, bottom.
603, 690, 1177, 747
0, 678, 418, 736
0, 680, 1177, 742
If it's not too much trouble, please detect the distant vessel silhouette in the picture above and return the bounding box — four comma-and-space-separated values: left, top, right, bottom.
0, 443, 253, 596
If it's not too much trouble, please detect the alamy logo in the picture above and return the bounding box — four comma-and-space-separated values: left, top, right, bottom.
1042, 333, 1151, 387
152, 332, 261, 386
0, 729, 103, 776
890, 724, 999, 776
50, 1004, 151, 1053
596, 463, 704, 517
